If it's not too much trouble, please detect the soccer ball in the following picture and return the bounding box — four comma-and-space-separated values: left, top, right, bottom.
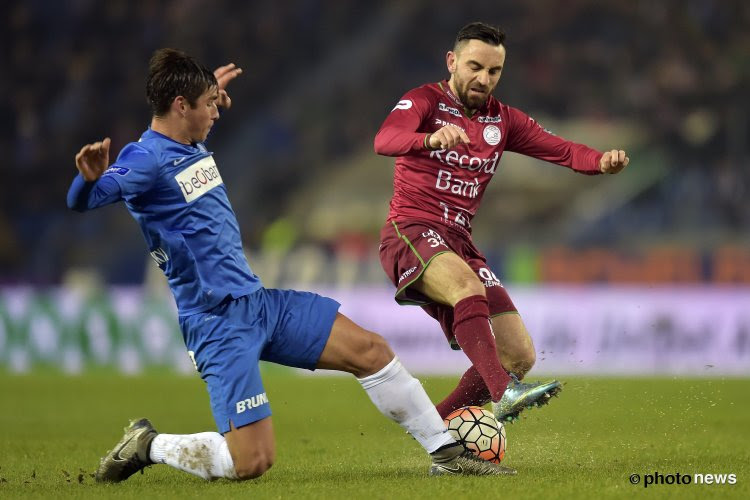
444, 406, 506, 463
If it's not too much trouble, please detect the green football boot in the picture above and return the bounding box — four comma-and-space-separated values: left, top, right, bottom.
95, 418, 158, 482
493, 374, 562, 423
430, 444, 517, 476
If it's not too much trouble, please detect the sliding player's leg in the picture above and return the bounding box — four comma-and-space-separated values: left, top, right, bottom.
264, 297, 457, 455
314, 312, 516, 476
254, 287, 513, 475
96, 404, 272, 482
316, 313, 457, 453
96, 296, 276, 482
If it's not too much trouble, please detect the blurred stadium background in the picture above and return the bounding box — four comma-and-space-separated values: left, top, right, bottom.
1, 0, 748, 377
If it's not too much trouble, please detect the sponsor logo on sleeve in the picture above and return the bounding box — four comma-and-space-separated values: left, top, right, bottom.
174, 156, 224, 202
103, 166, 130, 176
392, 99, 413, 111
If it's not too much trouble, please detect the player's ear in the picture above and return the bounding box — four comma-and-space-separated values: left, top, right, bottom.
173, 96, 187, 117
446, 51, 457, 74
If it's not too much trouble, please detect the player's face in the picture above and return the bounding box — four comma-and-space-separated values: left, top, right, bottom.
185, 86, 220, 143
447, 40, 506, 111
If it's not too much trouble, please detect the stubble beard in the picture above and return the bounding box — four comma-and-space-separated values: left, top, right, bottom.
456, 79, 489, 112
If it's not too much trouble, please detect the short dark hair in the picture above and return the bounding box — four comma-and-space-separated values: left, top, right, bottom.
454, 22, 506, 49
146, 48, 217, 116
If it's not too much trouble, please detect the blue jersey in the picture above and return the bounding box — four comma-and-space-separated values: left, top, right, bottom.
68, 128, 262, 315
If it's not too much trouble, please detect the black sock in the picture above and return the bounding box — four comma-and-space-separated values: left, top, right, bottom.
430, 441, 463, 456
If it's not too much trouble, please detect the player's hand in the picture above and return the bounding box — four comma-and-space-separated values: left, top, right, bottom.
75, 138, 111, 182
599, 149, 629, 174
213, 63, 242, 110
427, 124, 470, 150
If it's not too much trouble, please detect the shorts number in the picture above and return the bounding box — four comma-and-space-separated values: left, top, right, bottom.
478, 268, 500, 282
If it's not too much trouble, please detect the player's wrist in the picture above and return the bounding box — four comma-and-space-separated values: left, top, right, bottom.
424, 133, 438, 151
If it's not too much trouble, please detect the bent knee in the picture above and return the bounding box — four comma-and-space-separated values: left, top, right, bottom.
234, 453, 275, 480
507, 348, 536, 377
357, 332, 395, 377
450, 275, 486, 302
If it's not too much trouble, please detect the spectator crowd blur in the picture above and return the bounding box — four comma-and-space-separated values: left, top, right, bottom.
2, 0, 748, 285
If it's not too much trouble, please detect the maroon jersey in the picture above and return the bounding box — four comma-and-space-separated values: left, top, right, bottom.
374, 81, 603, 233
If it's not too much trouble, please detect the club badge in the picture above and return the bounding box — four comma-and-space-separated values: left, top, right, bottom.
483, 125, 501, 146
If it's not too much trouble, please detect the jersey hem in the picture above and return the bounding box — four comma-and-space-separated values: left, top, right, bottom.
176, 285, 262, 317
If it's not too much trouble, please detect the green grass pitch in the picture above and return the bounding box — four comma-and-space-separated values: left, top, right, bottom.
1, 372, 748, 499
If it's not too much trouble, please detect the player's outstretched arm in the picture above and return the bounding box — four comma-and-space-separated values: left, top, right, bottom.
68, 137, 123, 212
75, 138, 111, 182
213, 63, 242, 110
599, 149, 629, 174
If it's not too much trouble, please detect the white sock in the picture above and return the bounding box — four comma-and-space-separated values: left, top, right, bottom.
149, 432, 238, 480
357, 356, 455, 453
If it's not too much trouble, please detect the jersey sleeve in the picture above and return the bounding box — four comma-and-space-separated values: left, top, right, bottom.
66, 174, 122, 211
505, 106, 602, 175
104, 143, 159, 198
374, 88, 433, 156
66, 142, 159, 212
